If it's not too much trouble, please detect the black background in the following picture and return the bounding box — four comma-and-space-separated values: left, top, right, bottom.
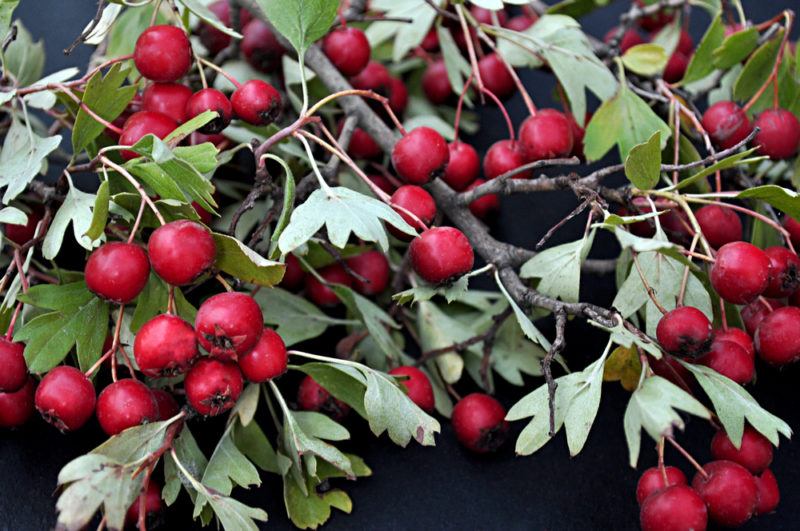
3, 1, 799, 530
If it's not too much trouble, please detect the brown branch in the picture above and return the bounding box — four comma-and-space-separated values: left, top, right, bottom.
544, 309, 567, 436
64, 0, 107, 55
479, 306, 513, 392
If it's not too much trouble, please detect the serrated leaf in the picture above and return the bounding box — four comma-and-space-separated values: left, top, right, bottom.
0, 1, 19, 36
733, 29, 784, 101
93, 419, 178, 463
72, 63, 136, 153
194, 431, 261, 515
42, 173, 103, 258
624, 131, 662, 190
255, 288, 348, 346
366, 0, 441, 62
266, 155, 296, 255
164, 427, 208, 507
16, 280, 92, 311
4, 23, 43, 86
84, 180, 109, 241
520, 232, 594, 303
437, 25, 472, 96
713, 27, 759, 69
737, 185, 800, 220
283, 473, 352, 530
0, 118, 61, 204
254, 0, 338, 54
331, 284, 404, 363
416, 301, 472, 384
681, 14, 724, 84
671, 148, 762, 191
621, 44, 669, 76
213, 232, 285, 287
233, 421, 291, 475
603, 345, 642, 391
181, 0, 243, 39
23, 68, 80, 110
494, 270, 551, 349
293, 362, 369, 418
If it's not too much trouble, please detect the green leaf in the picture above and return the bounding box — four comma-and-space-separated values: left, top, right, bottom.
485, 317, 549, 386
738, 185, 800, 220
733, 29, 784, 101
283, 463, 359, 530
213, 232, 285, 287
266, 155, 296, 255
254, 0, 339, 54
16, 281, 92, 311
0, 205, 26, 226
4, 23, 44, 86
494, 270, 552, 349
130, 274, 195, 332
0, 1, 19, 36
437, 25, 472, 96
294, 411, 350, 441
84, 180, 109, 241
194, 431, 261, 515
233, 421, 291, 475
621, 44, 669, 76
293, 362, 369, 418
332, 284, 404, 362
163, 427, 208, 507
713, 27, 759, 69
23, 68, 80, 110
681, 14, 725, 84
180, 0, 243, 39
93, 419, 179, 463
671, 148, 763, 191
255, 287, 348, 346
520, 232, 594, 302
366, 0, 440, 62
72, 63, 136, 153
0, 118, 61, 204
416, 301, 472, 384
42, 173, 101, 258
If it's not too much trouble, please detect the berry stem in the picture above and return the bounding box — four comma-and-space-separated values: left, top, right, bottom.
453, 72, 475, 142
215, 274, 233, 292
657, 437, 667, 483
718, 298, 729, 331
306, 89, 406, 135
632, 252, 668, 315
455, 4, 485, 95
475, 29, 538, 117
666, 436, 709, 480
5, 301, 23, 340
55, 83, 123, 135
101, 157, 166, 226
480, 86, 517, 141
743, 10, 793, 112
197, 56, 241, 89
677, 233, 699, 306
85, 304, 126, 380
127, 196, 148, 244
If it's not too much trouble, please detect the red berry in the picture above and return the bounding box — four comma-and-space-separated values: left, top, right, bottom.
133, 314, 199, 377
392, 127, 450, 185
649, 354, 693, 390
35, 366, 96, 431
676, 29, 694, 55
655, 306, 712, 357
663, 51, 689, 83
692, 460, 758, 528
506, 15, 536, 32
305, 263, 351, 307
347, 126, 382, 159
519, 109, 574, 161
696, 339, 754, 385
701, 101, 753, 150
713, 328, 754, 358
695, 204, 742, 249
119, 111, 178, 160
390, 185, 437, 239
134, 25, 192, 83
754, 469, 780, 515
85, 242, 150, 304
420, 29, 439, 51
184, 358, 243, 416
470, 6, 507, 26
322, 27, 371, 77
297, 375, 350, 420
142, 83, 192, 123
126, 481, 163, 527
466, 179, 500, 219
148, 220, 216, 286
151, 388, 180, 420
350, 61, 392, 96
410, 227, 474, 285
388, 366, 435, 412
636, 466, 687, 505
483, 139, 530, 179
604, 27, 645, 52
478, 53, 515, 99
422, 60, 452, 105
97, 378, 159, 436
451, 393, 509, 453
0, 377, 35, 428
0, 338, 27, 393
3, 207, 42, 245
755, 306, 800, 365
346, 250, 390, 296
231, 80, 282, 126
241, 19, 286, 73
197, 1, 252, 55
640, 485, 707, 531
443, 141, 480, 191
368, 174, 395, 195
635, 0, 676, 32
184, 88, 232, 134
386, 77, 409, 116
754, 108, 800, 159
238, 328, 287, 383
711, 426, 773, 475
741, 298, 783, 336
763, 246, 800, 298
195, 292, 263, 360
280, 254, 306, 291
710, 242, 771, 304
784, 216, 800, 249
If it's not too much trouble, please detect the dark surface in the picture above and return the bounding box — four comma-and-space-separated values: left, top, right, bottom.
3, 1, 799, 530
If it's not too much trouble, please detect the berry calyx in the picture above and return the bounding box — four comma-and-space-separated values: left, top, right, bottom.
0, 338, 27, 393
696, 339, 755, 384
388, 366, 435, 412
0, 377, 35, 428
655, 306, 712, 357
241, 20, 286, 73
483, 139, 530, 180
711, 426, 773, 475
701, 101, 753, 150
96, 378, 159, 436
305, 263, 352, 307
119, 111, 178, 160
297, 375, 350, 421
636, 466, 687, 504
185, 358, 244, 416
692, 460, 758, 528
346, 250, 390, 296
409, 227, 474, 285
639, 485, 707, 531
754, 306, 800, 365
195, 292, 263, 360
754, 469, 780, 515
126, 481, 164, 528
422, 60, 452, 105
134, 25, 192, 83
710, 242, 771, 304
231, 80, 282, 126
753, 108, 800, 160
322, 27, 371, 77
443, 141, 480, 191
695, 204, 742, 249
35, 366, 96, 431
148, 220, 216, 286
466, 179, 500, 219
133, 314, 199, 377
763, 246, 800, 298
391, 127, 450, 185
390, 185, 437, 238
184, 88, 233, 134
451, 393, 509, 453
85, 242, 151, 304
519, 109, 574, 161
238, 328, 287, 383
142, 83, 192, 123
478, 53, 515, 100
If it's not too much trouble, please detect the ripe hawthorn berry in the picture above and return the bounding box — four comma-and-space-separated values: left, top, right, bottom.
634, 0, 676, 32
655, 306, 712, 357
85, 242, 151, 304
0, 338, 27, 393
390, 185, 437, 239
443, 142, 480, 191
695, 204, 742, 249
478, 53, 515, 100
603, 27, 645, 53
305, 263, 352, 307
387, 77, 409, 116
676, 29, 694, 55
185, 358, 244, 416
422, 60, 452, 105
741, 298, 783, 336
391, 127, 450, 185
483, 140, 530, 180
134, 25, 192, 83
238, 328, 287, 383
470, 6, 507, 26
97, 379, 159, 436
368, 174, 395, 195
126, 481, 164, 528
701, 101, 753, 150
692, 460, 758, 528
754, 306, 800, 365
0, 377, 35, 428
35, 366, 96, 432
241, 20, 286, 73
466, 179, 500, 219
451, 393, 509, 453
763, 246, 800, 298
755, 469, 780, 515
697, 339, 754, 385
3, 206, 42, 245
636, 466, 687, 505
347, 126, 382, 159
280, 254, 306, 291
639, 485, 707, 531
388, 366, 435, 412
754, 108, 800, 160
350, 61, 392, 96
297, 375, 350, 421
409, 227, 474, 285
713, 327, 754, 358
783, 216, 800, 249
711, 426, 773, 475
231, 80, 282, 126
148, 220, 216, 286
648, 353, 693, 390
197, 1, 252, 55
420, 29, 439, 52
346, 250, 390, 296
151, 388, 180, 420
506, 15, 536, 32
185, 88, 233, 134
133, 314, 199, 377
663, 51, 689, 83
195, 292, 263, 360
710, 242, 771, 304
119, 111, 178, 161
322, 27, 371, 77
142, 83, 192, 123
519, 109, 574, 161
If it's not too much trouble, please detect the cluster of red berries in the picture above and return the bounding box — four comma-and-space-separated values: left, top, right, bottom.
703, 100, 800, 160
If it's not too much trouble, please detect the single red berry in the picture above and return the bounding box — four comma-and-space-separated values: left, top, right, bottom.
305, 263, 352, 307
466, 179, 500, 219
195, 292, 263, 360
346, 250, 390, 296
701, 101, 753, 150
184, 88, 232, 134
478, 53, 515, 99
85, 242, 151, 304
696, 339, 755, 385
126, 481, 164, 527
231, 80, 282, 126
197, 1, 252, 55
649, 354, 693, 390
519, 109, 574, 161
451, 393, 509, 453
347, 126, 382, 159
134, 25, 192, 83
506, 15, 537, 32
134, 314, 199, 377
663, 51, 689, 83
0, 377, 35, 428
148, 220, 216, 286
368, 174, 395, 195
634, 0, 676, 32
322, 27, 371, 77
142, 83, 192, 123
97, 378, 159, 436
241, 19, 286, 73
388, 366, 435, 413
184, 358, 244, 416
390, 185, 437, 239
392, 127, 450, 185
710, 242, 771, 304
763, 246, 800, 298
741, 298, 783, 336
754, 469, 780, 515
784, 216, 800, 249
655, 306, 712, 357
711, 426, 773, 475
422, 60, 452, 105
695, 204, 742, 249
238, 328, 287, 383
35, 366, 96, 432
410, 227, 474, 285
443, 142, 480, 191
713, 328, 754, 358
151, 388, 180, 420
754, 108, 800, 159
297, 375, 350, 421
675, 29, 694, 55
119, 111, 178, 160
640, 485, 707, 531
280, 254, 306, 291
420, 29, 439, 51
0, 338, 27, 393
636, 466, 687, 505
604, 27, 645, 52
471, 6, 507, 26
350, 61, 392, 96
3, 207, 42, 245
483, 139, 530, 179
692, 460, 758, 528
755, 306, 800, 365
388, 76, 409, 116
